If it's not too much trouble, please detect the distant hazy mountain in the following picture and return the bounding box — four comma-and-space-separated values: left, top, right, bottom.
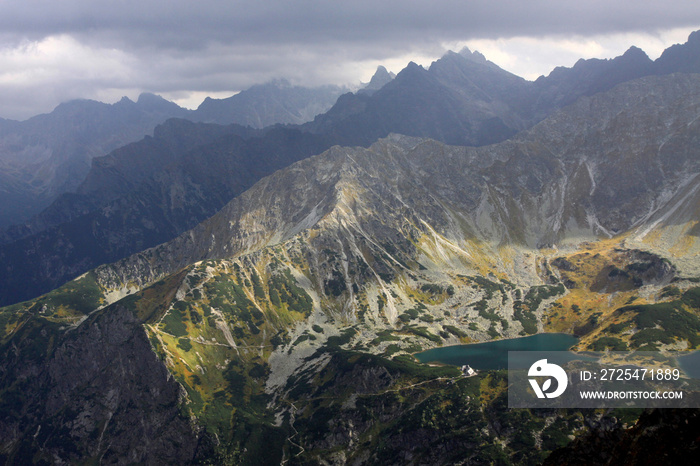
191, 79, 348, 128
4, 31, 699, 235
0, 82, 348, 231
0, 119, 256, 243
0, 122, 334, 305
0, 94, 189, 228
531, 46, 655, 117
2, 73, 699, 463
358, 65, 396, 94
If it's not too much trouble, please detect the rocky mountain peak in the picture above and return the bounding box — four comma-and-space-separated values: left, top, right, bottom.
655, 29, 700, 73
458, 46, 488, 63
192, 78, 346, 127
622, 45, 649, 60
362, 65, 396, 92
116, 95, 134, 105
135, 92, 187, 114
401, 61, 425, 74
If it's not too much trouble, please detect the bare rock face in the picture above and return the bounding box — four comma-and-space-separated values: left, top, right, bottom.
0, 304, 203, 464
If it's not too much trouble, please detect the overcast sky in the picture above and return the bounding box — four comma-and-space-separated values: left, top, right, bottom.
1, 1, 699, 120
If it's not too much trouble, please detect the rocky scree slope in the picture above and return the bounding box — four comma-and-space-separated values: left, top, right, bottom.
83, 75, 700, 364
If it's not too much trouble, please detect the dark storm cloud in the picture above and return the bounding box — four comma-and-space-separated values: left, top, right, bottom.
0, 0, 698, 119
4, 0, 699, 50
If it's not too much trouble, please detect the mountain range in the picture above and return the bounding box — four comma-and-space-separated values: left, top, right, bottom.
4, 34, 700, 307
1, 32, 700, 464
0, 80, 353, 231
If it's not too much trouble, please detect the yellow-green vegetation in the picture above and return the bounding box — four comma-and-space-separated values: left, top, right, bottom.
515, 284, 566, 335
0, 271, 107, 342
413, 283, 454, 304
128, 255, 323, 454
479, 371, 508, 405
540, 238, 700, 351
124, 267, 193, 323
611, 288, 700, 350
545, 240, 650, 335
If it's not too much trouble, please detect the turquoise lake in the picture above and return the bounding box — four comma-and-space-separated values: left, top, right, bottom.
677, 351, 700, 379
416, 333, 700, 376
414, 333, 580, 370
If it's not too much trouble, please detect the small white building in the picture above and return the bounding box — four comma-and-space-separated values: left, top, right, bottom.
461, 364, 476, 376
